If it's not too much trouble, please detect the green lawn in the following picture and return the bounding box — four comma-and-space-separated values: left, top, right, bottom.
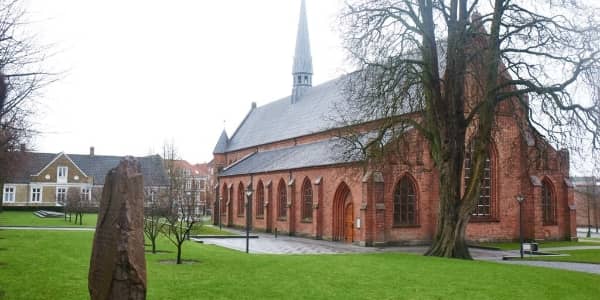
525, 249, 600, 264
0, 211, 98, 227
1, 230, 599, 299
190, 224, 236, 236
479, 240, 600, 250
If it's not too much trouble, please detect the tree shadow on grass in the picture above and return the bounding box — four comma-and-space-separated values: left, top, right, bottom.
144, 249, 173, 254
158, 259, 200, 265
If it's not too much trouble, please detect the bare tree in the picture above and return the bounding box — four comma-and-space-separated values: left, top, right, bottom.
143, 187, 168, 254
161, 141, 200, 264
64, 188, 79, 223
0, 0, 56, 212
339, 0, 600, 258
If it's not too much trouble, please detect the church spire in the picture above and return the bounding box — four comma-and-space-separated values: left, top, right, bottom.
291, 0, 313, 104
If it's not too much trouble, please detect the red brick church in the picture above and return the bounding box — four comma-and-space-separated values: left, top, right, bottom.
211, 0, 577, 245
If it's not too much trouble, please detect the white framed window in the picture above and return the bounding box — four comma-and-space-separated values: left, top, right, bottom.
56, 187, 67, 204
31, 186, 42, 203
186, 179, 192, 190
3, 185, 16, 203
81, 187, 91, 201
57, 166, 68, 183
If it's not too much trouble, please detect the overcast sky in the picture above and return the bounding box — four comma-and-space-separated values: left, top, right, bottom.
26, 0, 348, 164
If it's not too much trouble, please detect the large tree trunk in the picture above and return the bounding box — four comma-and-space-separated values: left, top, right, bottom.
426, 138, 472, 259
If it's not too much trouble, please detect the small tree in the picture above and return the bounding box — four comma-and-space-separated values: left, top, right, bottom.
161, 141, 200, 264
163, 191, 199, 264
143, 187, 167, 254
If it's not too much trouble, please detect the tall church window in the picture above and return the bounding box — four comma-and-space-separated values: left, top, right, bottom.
393, 175, 418, 226
301, 178, 313, 221
542, 179, 557, 225
278, 180, 287, 218
256, 181, 265, 218
238, 182, 245, 216
464, 142, 494, 219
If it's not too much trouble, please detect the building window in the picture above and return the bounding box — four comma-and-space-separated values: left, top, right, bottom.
56, 187, 67, 204
81, 187, 91, 201
278, 180, 287, 218
393, 176, 418, 226
31, 187, 42, 203
199, 179, 206, 190
185, 179, 192, 191
3, 185, 16, 203
464, 143, 494, 219
238, 182, 245, 216
57, 166, 68, 183
301, 178, 313, 220
256, 181, 265, 217
542, 179, 557, 225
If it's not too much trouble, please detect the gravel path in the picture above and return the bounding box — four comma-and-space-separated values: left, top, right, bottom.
0, 226, 95, 231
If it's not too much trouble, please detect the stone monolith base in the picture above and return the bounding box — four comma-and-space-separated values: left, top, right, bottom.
89, 157, 146, 300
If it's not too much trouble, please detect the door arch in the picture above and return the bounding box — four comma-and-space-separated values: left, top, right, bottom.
333, 182, 354, 242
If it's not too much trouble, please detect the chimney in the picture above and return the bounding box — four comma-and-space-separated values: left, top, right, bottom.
90, 146, 95, 157
251, 102, 257, 110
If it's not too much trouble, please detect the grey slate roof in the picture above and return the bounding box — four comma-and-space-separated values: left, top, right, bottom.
213, 130, 229, 154
226, 77, 345, 152
220, 139, 361, 177
8, 152, 169, 186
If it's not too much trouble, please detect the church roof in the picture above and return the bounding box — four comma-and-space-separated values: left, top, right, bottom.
220, 138, 361, 177
8, 152, 169, 186
213, 129, 229, 154
226, 76, 345, 152
292, 0, 313, 75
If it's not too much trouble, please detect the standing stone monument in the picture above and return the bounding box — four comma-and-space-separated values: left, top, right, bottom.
89, 157, 147, 300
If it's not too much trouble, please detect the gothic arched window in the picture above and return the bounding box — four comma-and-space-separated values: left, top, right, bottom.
301, 178, 313, 220
464, 143, 494, 219
278, 179, 287, 218
256, 181, 265, 217
237, 182, 245, 216
542, 179, 557, 225
393, 175, 418, 226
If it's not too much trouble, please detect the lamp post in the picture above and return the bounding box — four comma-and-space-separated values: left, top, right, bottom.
516, 194, 525, 259
245, 185, 253, 254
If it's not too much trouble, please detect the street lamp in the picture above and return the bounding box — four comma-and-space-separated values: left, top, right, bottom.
516, 194, 525, 259
245, 185, 253, 254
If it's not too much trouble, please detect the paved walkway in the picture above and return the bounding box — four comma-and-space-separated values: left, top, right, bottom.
501, 260, 600, 275
195, 227, 600, 275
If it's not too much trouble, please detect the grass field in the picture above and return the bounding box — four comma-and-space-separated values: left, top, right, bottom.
1, 229, 600, 299
0, 211, 233, 236
0, 211, 98, 227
